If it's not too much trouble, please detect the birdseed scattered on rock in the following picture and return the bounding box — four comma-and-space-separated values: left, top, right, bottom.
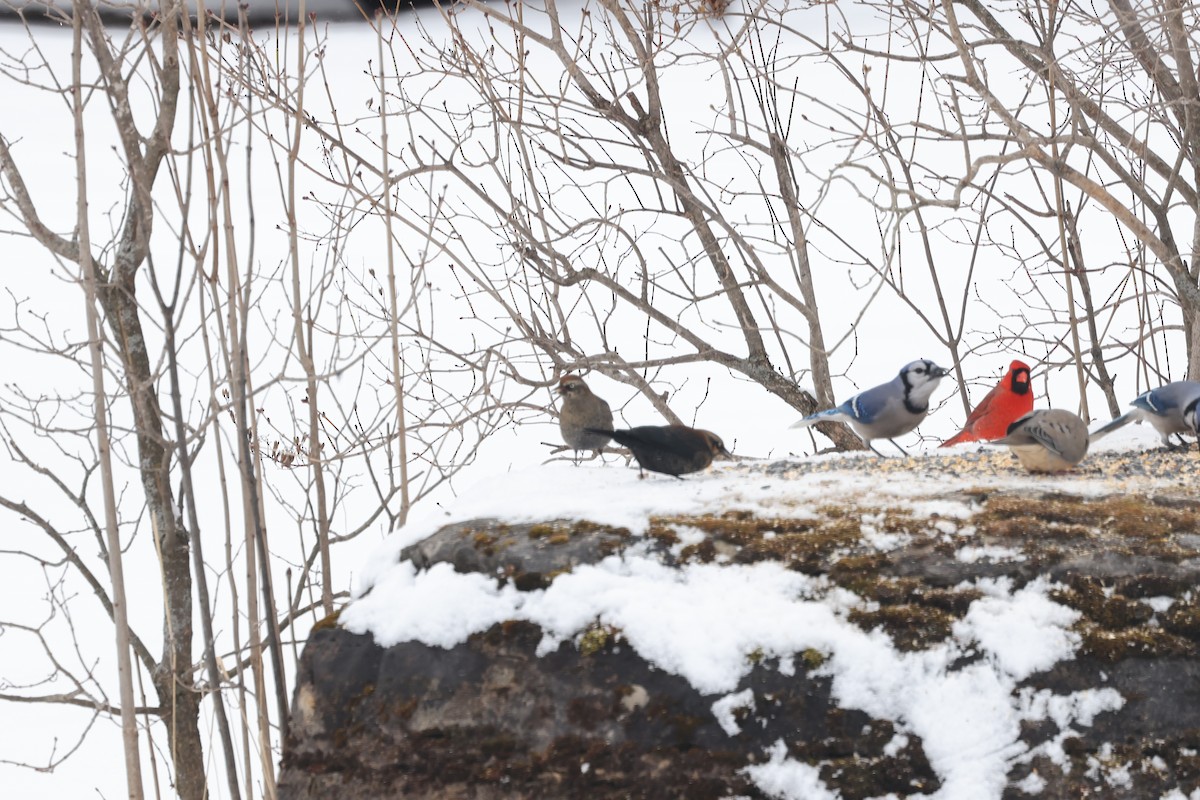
738, 447, 1200, 497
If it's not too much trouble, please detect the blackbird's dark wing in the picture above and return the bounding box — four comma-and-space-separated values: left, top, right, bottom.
606, 426, 698, 457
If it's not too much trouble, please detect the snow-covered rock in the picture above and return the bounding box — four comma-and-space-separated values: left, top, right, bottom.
280, 442, 1200, 799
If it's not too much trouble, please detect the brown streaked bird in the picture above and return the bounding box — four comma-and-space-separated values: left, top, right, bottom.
586, 424, 730, 478
557, 375, 614, 462
988, 409, 1089, 473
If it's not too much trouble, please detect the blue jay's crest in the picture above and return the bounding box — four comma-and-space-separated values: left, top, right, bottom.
902, 359, 941, 377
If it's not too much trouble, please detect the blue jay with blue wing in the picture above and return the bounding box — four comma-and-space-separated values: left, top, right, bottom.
1088, 380, 1200, 449
791, 359, 951, 455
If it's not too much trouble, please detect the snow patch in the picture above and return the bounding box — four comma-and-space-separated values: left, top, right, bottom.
743, 740, 840, 800
953, 577, 1079, 680
1017, 687, 1126, 767
341, 561, 521, 648
1015, 770, 1046, 794
344, 553, 1118, 799
1145, 596, 1176, 613
955, 545, 1027, 564
712, 689, 756, 736
883, 732, 910, 757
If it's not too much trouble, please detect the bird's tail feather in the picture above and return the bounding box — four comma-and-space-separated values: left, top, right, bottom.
939, 428, 977, 448
1088, 412, 1133, 444
789, 408, 845, 429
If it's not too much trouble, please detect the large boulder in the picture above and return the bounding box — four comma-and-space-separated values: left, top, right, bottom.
279, 450, 1200, 799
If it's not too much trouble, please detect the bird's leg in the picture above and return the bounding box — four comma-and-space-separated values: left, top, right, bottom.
888, 439, 912, 456
868, 442, 891, 457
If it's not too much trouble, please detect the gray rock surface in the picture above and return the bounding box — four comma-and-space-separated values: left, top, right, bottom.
279, 467, 1200, 799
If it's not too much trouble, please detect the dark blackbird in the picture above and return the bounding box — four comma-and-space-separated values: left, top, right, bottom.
586, 424, 730, 477
557, 375, 614, 460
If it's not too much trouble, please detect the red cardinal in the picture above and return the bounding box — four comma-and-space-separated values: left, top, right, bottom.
940, 360, 1034, 447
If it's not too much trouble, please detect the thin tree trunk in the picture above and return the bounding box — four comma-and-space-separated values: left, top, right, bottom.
768, 133, 835, 409
83, 0, 207, 788
99, 256, 205, 800
1187, 311, 1200, 380
1064, 212, 1121, 417
156, 267, 244, 800
377, 17, 413, 527
71, 5, 145, 796
287, 1, 334, 610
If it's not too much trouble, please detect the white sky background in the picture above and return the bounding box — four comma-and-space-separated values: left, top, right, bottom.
0, 0, 1191, 796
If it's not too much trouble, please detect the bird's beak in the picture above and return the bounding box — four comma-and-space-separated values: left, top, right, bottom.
933, 365, 952, 380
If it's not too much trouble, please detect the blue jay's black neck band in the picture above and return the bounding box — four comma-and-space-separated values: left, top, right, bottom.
900, 370, 927, 415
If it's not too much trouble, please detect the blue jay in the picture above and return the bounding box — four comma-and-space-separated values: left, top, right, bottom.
988, 409, 1089, 473
1186, 400, 1200, 452
791, 359, 951, 454
1088, 381, 1200, 448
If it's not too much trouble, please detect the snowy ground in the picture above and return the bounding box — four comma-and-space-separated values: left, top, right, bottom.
341, 424, 1200, 800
